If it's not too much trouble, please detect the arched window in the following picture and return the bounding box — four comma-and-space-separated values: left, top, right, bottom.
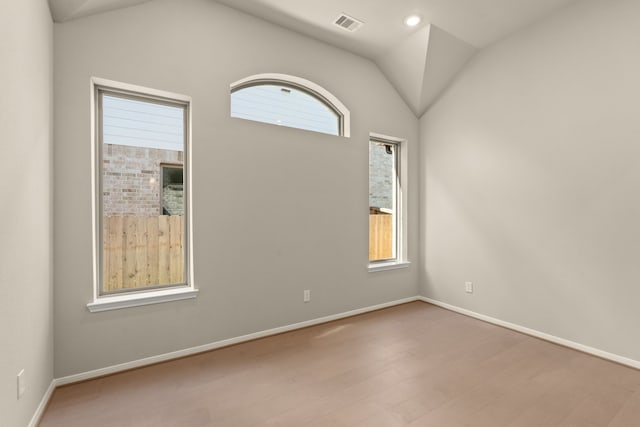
230, 73, 350, 137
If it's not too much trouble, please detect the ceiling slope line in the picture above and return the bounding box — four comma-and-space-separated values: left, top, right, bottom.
374, 24, 476, 118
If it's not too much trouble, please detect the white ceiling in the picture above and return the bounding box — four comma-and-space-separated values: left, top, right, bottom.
49, 0, 578, 54
48, 0, 578, 116
210, 0, 578, 116
48, 0, 152, 22
212, 0, 578, 59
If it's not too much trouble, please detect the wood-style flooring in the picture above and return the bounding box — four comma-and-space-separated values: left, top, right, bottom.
39, 302, 640, 426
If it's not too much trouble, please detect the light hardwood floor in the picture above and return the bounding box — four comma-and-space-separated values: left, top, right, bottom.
39, 302, 640, 426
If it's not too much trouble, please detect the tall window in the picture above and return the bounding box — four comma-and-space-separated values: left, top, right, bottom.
369, 137, 401, 263
230, 73, 350, 137
94, 81, 191, 298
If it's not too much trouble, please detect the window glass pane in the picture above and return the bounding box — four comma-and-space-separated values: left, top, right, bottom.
369, 141, 397, 262
231, 84, 340, 135
101, 93, 186, 293
103, 95, 184, 150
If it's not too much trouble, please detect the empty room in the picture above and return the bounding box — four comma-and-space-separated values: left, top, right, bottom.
2, 0, 640, 425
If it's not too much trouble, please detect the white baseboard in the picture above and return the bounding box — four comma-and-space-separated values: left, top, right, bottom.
56, 296, 420, 386
419, 296, 640, 370
28, 378, 57, 427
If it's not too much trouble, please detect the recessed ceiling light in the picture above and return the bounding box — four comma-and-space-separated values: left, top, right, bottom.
404, 15, 421, 27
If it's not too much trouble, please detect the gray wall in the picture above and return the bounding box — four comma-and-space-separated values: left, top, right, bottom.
0, 0, 54, 425
54, 0, 419, 377
420, 0, 640, 362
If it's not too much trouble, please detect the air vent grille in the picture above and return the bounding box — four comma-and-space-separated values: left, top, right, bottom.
334, 13, 364, 32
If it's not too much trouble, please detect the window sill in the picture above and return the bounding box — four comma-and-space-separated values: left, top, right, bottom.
368, 261, 411, 273
87, 287, 198, 313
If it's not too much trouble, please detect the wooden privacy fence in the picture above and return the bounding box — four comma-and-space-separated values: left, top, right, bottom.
369, 214, 393, 261
105, 214, 390, 290
103, 215, 184, 291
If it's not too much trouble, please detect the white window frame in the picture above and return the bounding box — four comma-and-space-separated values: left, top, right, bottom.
87, 77, 197, 312
368, 133, 410, 272
230, 73, 351, 137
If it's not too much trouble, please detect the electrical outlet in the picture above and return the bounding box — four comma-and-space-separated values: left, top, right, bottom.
17, 370, 25, 399
303, 290, 311, 303
465, 281, 473, 293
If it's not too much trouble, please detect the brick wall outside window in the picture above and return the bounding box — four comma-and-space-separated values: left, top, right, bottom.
102, 144, 183, 216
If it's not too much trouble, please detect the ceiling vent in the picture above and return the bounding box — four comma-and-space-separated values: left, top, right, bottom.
334, 13, 364, 32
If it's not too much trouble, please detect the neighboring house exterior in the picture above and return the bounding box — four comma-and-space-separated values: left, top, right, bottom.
101, 94, 185, 217
102, 144, 183, 216
369, 142, 394, 211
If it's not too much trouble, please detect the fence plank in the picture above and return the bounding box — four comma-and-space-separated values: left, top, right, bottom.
158, 215, 171, 285
146, 216, 159, 286
135, 216, 148, 287
169, 215, 183, 284
104, 218, 110, 289
124, 216, 138, 288
105, 216, 123, 291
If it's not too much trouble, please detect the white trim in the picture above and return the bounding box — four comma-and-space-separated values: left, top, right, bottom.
28, 379, 56, 427
230, 73, 351, 137
90, 78, 99, 304
61, 296, 418, 385
91, 77, 191, 102
87, 288, 198, 313
419, 296, 640, 370
368, 261, 411, 272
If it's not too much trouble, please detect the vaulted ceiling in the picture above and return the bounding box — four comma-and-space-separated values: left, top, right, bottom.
48, 0, 152, 22
48, 0, 577, 116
